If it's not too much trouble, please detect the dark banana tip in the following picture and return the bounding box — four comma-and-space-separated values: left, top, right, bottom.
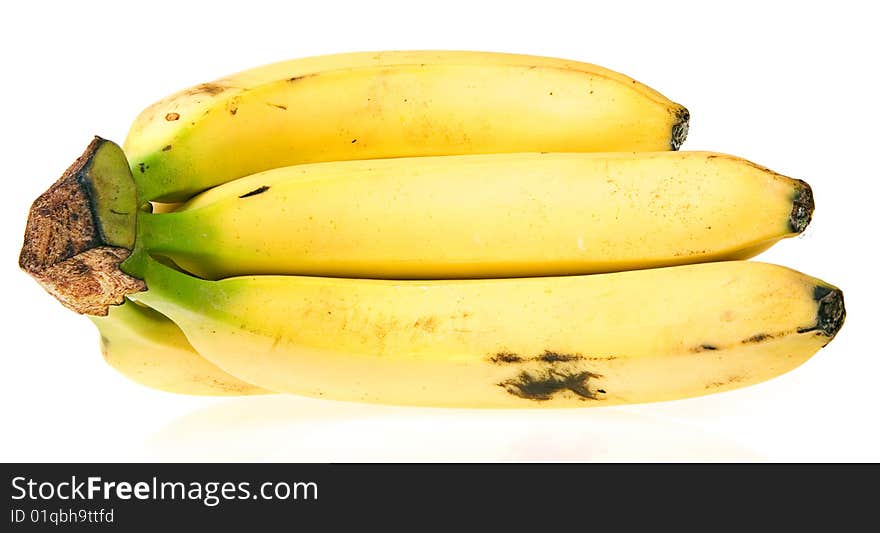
813, 285, 846, 339
670, 106, 690, 150
790, 179, 815, 233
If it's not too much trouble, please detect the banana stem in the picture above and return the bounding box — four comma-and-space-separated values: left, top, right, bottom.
122, 253, 230, 326
19, 137, 145, 315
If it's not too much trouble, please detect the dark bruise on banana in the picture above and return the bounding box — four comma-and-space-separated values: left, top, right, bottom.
501, 369, 604, 402
491, 350, 608, 402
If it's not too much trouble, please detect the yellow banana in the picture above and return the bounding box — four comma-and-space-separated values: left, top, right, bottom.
89, 299, 271, 396
140, 152, 812, 280
123, 50, 689, 202
125, 257, 844, 408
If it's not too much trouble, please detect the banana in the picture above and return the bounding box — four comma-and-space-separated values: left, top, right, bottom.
123, 50, 689, 202
138, 152, 812, 280
124, 256, 845, 408
89, 299, 271, 396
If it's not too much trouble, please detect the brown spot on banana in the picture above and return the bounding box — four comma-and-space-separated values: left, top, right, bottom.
412, 316, 438, 332
238, 185, 269, 199
537, 351, 583, 363
185, 82, 227, 97
705, 375, 746, 390
742, 333, 773, 344
692, 344, 719, 353
488, 350, 590, 364
227, 96, 241, 116
287, 73, 318, 83
490, 352, 524, 364
499, 369, 604, 401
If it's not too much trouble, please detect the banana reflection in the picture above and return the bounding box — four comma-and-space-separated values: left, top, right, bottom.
144, 396, 758, 461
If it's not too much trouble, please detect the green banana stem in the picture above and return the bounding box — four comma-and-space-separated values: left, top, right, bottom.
132, 210, 206, 265
120, 249, 227, 322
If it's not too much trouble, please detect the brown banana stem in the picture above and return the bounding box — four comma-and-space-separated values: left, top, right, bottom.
19, 137, 144, 316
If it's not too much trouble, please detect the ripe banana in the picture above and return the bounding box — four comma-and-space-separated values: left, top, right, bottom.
123, 50, 689, 202
138, 151, 812, 280
124, 256, 844, 408
90, 299, 270, 396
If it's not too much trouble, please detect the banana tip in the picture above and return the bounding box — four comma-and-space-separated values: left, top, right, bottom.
670, 106, 690, 150
790, 180, 814, 233
812, 285, 845, 340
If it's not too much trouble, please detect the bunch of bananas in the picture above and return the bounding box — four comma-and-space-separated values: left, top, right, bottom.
20, 51, 844, 407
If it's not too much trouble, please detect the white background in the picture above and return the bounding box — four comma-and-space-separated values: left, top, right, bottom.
2, 0, 877, 461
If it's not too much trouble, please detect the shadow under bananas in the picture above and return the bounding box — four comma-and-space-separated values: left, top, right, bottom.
142, 396, 759, 461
